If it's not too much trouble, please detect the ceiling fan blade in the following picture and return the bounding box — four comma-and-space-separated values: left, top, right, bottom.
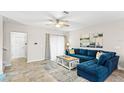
58, 15, 70, 20
63, 24, 70, 27
45, 21, 56, 25
59, 16, 67, 19
61, 20, 69, 23
66, 20, 82, 25
48, 19, 56, 23
57, 11, 70, 19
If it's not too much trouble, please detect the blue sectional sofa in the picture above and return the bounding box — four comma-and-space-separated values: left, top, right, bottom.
66, 48, 119, 82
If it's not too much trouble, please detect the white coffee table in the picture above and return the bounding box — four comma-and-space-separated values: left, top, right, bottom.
56, 55, 79, 70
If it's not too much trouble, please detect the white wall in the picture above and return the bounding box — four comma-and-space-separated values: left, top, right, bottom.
26, 26, 66, 62
69, 19, 124, 69
0, 16, 3, 74
3, 21, 67, 65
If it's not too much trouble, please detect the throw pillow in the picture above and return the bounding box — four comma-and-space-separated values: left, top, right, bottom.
97, 53, 106, 65
97, 53, 111, 65
69, 49, 75, 54
96, 52, 103, 60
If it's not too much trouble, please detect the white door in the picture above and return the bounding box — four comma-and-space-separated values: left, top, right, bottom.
11, 32, 27, 59
50, 35, 65, 61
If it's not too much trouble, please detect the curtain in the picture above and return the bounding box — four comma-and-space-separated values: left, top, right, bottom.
45, 33, 51, 60
50, 35, 65, 61
64, 35, 68, 50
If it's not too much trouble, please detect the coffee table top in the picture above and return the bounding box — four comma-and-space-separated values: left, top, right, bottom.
57, 55, 78, 61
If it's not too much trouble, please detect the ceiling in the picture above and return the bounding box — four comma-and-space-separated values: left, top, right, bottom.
0, 11, 124, 31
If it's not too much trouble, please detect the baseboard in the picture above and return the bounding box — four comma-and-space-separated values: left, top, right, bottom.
0, 73, 5, 81
118, 66, 124, 70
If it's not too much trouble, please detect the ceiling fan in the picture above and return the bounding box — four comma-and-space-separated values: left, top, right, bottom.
46, 11, 70, 28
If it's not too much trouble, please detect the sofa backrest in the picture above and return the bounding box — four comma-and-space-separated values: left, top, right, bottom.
68, 48, 116, 60
79, 49, 87, 55
102, 51, 116, 58
73, 48, 80, 54
73, 48, 98, 57
87, 50, 97, 57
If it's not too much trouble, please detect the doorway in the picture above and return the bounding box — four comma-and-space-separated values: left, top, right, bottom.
10, 32, 28, 61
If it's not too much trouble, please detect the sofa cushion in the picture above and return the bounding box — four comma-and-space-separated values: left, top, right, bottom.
87, 50, 97, 57
77, 61, 108, 78
97, 53, 112, 65
79, 49, 87, 55
74, 49, 80, 54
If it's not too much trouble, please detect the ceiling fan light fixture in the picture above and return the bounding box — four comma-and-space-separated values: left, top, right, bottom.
59, 21, 64, 25
55, 24, 61, 28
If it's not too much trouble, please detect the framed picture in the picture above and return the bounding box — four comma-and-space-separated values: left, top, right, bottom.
80, 33, 103, 48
